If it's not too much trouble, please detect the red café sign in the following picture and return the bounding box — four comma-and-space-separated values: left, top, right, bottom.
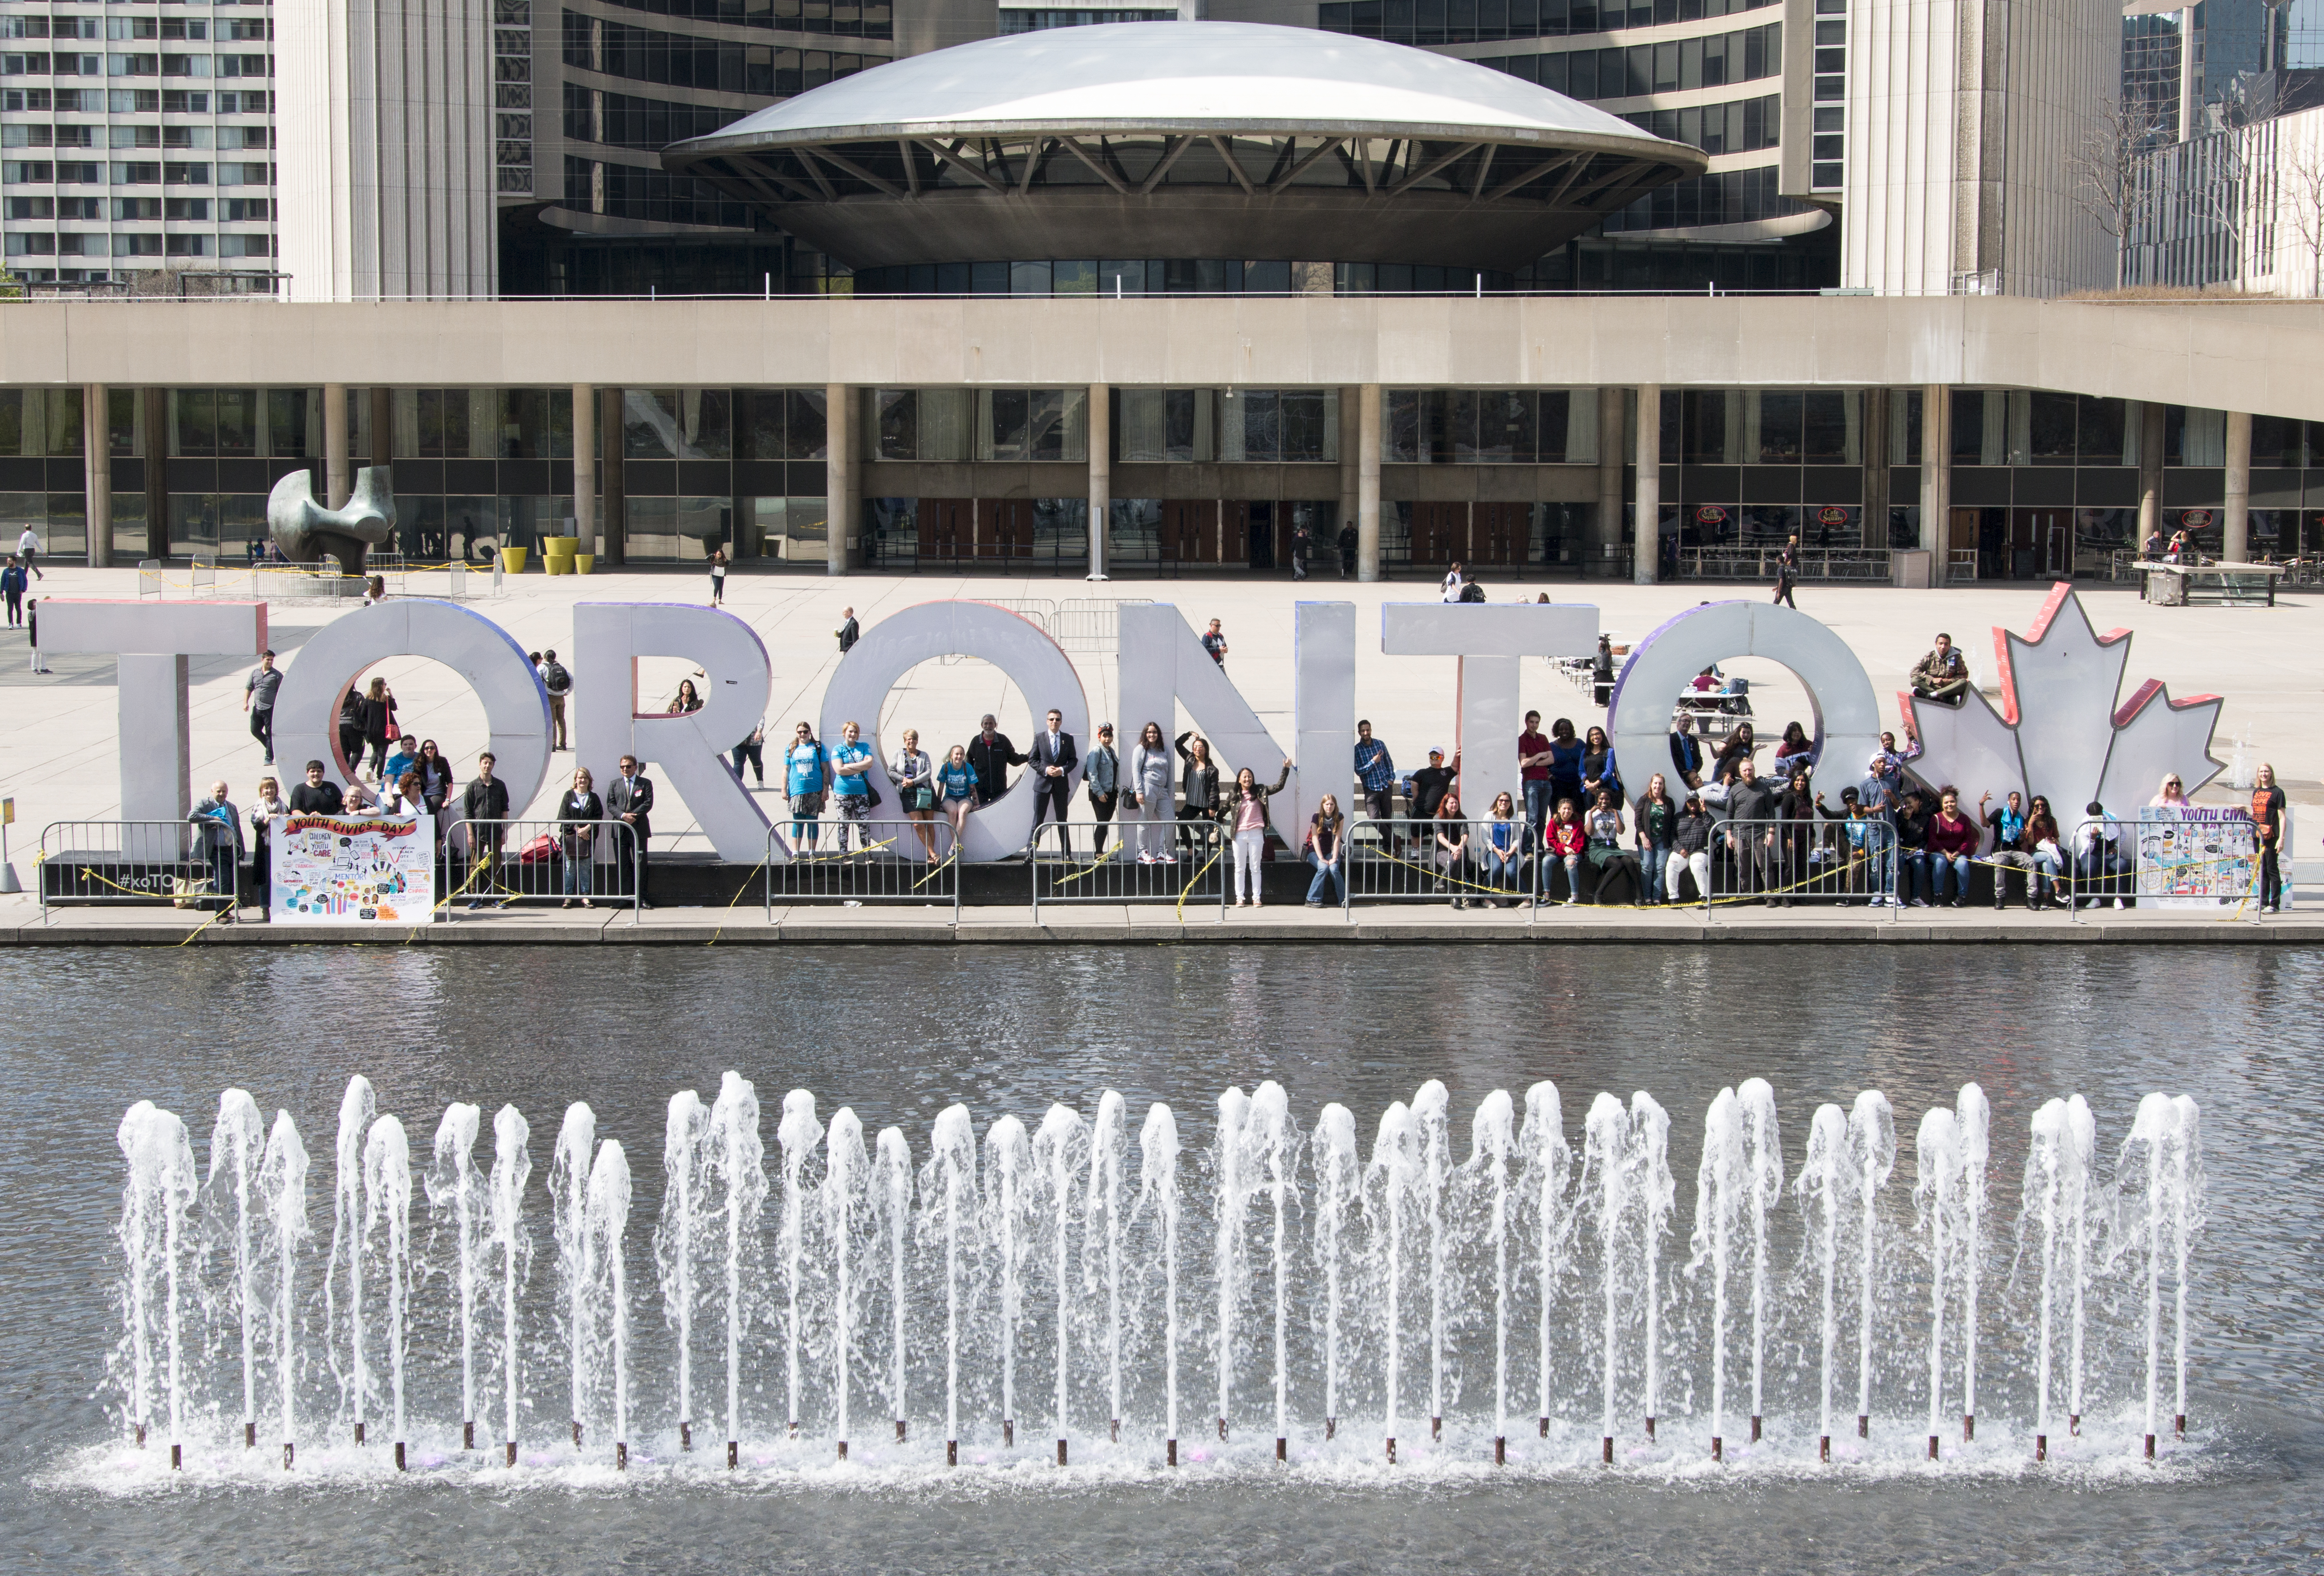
1696, 505, 1728, 524
1816, 505, 1850, 525
2180, 509, 2214, 528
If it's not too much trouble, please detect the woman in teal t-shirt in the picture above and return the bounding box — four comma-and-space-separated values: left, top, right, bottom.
830, 721, 875, 853
936, 744, 979, 859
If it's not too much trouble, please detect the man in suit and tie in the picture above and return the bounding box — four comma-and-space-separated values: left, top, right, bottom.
1025, 707, 1078, 857
608, 753, 656, 908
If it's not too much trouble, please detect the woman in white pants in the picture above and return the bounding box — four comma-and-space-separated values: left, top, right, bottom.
1227, 758, 1294, 906
1128, 720, 1176, 863
1666, 792, 1715, 904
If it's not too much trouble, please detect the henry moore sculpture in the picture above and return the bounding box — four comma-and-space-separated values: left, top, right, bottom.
267, 466, 398, 576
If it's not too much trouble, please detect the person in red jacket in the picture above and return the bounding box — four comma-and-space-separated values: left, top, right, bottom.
1542, 797, 1587, 906
1925, 786, 1982, 907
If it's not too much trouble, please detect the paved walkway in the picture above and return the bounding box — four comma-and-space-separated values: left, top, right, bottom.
1, 563, 2314, 895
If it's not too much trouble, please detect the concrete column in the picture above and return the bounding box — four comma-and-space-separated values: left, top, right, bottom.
1087, 381, 1110, 580
1596, 386, 1625, 576
2224, 409, 2251, 562
369, 387, 392, 469
1338, 385, 1359, 566
599, 387, 626, 567
142, 387, 168, 562
1920, 384, 1951, 554
825, 382, 852, 576
1862, 387, 1891, 547
2178, 8, 2197, 141
83, 382, 110, 567
1356, 382, 1381, 582
1632, 384, 1661, 584
570, 383, 595, 553
2137, 399, 2165, 549
323, 384, 350, 507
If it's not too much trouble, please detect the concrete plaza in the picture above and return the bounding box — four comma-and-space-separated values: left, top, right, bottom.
0, 562, 2313, 926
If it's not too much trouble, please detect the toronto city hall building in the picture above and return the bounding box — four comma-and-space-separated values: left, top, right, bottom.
0, 2, 2315, 588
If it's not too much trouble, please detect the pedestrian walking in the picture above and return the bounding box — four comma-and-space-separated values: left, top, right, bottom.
1200, 619, 1228, 667
539, 648, 572, 750
16, 524, 41, 580
1337, 522, 1357, 579
731, 717, 767, 787
360, 677, 399, 779
1772, 534, 1799, 609
243, 649, 281, 764
1290, 518, 1311, 581
835, 606, 860, 653
0, 555, 23, 626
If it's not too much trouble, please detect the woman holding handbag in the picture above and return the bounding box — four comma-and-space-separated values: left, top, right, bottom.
557, 767, 606, 909
360, 677, 399, 780
891, 727, 937, 861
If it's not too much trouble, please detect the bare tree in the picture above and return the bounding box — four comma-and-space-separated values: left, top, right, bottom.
2280, 120, 2324, 298
2069, 100, 2171, 288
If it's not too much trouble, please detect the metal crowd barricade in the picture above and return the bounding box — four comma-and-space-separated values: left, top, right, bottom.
1029, 819, 1228, 920
38, 820, 210, 916
1340, 816, 1534, 918
761, 817, 962, 923
1702, 816, 1899, 918
1050, 597, 1153, 655
2064, 810, 2277, 922
443, 818, 642, 921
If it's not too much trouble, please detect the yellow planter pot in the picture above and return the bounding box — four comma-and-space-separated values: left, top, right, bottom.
544, 555, 574, 577
543, 535, 579, 556
574, 553, 595, 575
500, 546, 529, 574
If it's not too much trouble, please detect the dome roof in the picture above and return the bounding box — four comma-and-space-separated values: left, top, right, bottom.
662, 23, 1705, 273
680, 21, 1665, 155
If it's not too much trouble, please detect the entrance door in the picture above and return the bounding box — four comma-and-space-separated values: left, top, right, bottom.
1412, 502, 1468, 565
1246, 501, 1275, 570
1160, 499, 1218, 564
1472, 501, 1526, 565
920, 497, 972, 561
976, 498, 1033, 560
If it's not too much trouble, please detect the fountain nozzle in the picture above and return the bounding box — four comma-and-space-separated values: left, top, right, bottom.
1819, 1435, 1830, 1462
1712, 1437, 1723, 1462
1751, 1416, 1762, 1443
284, 1443, 295, 1470
2036, 1434, 2048, 1462
898, 1421, 909, 1443
948, 1439, 959, 1467
245, 1422, 256, 1449
1493, 1437, 1505, 1466
395, 1442, 406, 1471
170, 1443, 181, 1470
463, 1421, 473, 1451
2175, 1413, 2187, 1438
680, 1421, 690, 1452
1276, 1437, 1286, 1463
1385, 1437, 1396, 1465
2145, 1434, 2157, 1460
1927, 1434, 1940, 1461
354, 1422, 365, 1447
1431, 1417, 1441, 1443
1165, 1439, 1176, 1467
1963, 1413, 1975, 1442
616, 1442, 627, 1470
1857, 1415, 1869, 1439
1056, 1441, 1066, 1466
1600, 1436, 1613, 1464
728, 1440, 739, 1470
506, 1442, 517, 1468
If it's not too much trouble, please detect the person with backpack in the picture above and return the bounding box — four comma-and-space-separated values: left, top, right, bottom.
539, 649, 573, 751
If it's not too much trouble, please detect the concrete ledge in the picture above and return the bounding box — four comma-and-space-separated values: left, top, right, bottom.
0, 903, 2314, 945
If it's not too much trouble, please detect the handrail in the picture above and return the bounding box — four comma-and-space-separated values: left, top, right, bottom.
441, 817, 642, 921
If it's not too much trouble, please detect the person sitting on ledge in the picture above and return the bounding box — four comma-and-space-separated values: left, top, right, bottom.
1911, 633, 1972, 708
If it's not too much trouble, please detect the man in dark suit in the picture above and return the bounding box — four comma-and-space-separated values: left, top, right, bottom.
1025, 707, 1078, 856
608, 753, 655, 908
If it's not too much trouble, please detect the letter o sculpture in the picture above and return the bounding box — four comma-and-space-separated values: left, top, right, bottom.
1607, 600, 1882, 811
272, 599, 552, 813
819, 602, 1089, 862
